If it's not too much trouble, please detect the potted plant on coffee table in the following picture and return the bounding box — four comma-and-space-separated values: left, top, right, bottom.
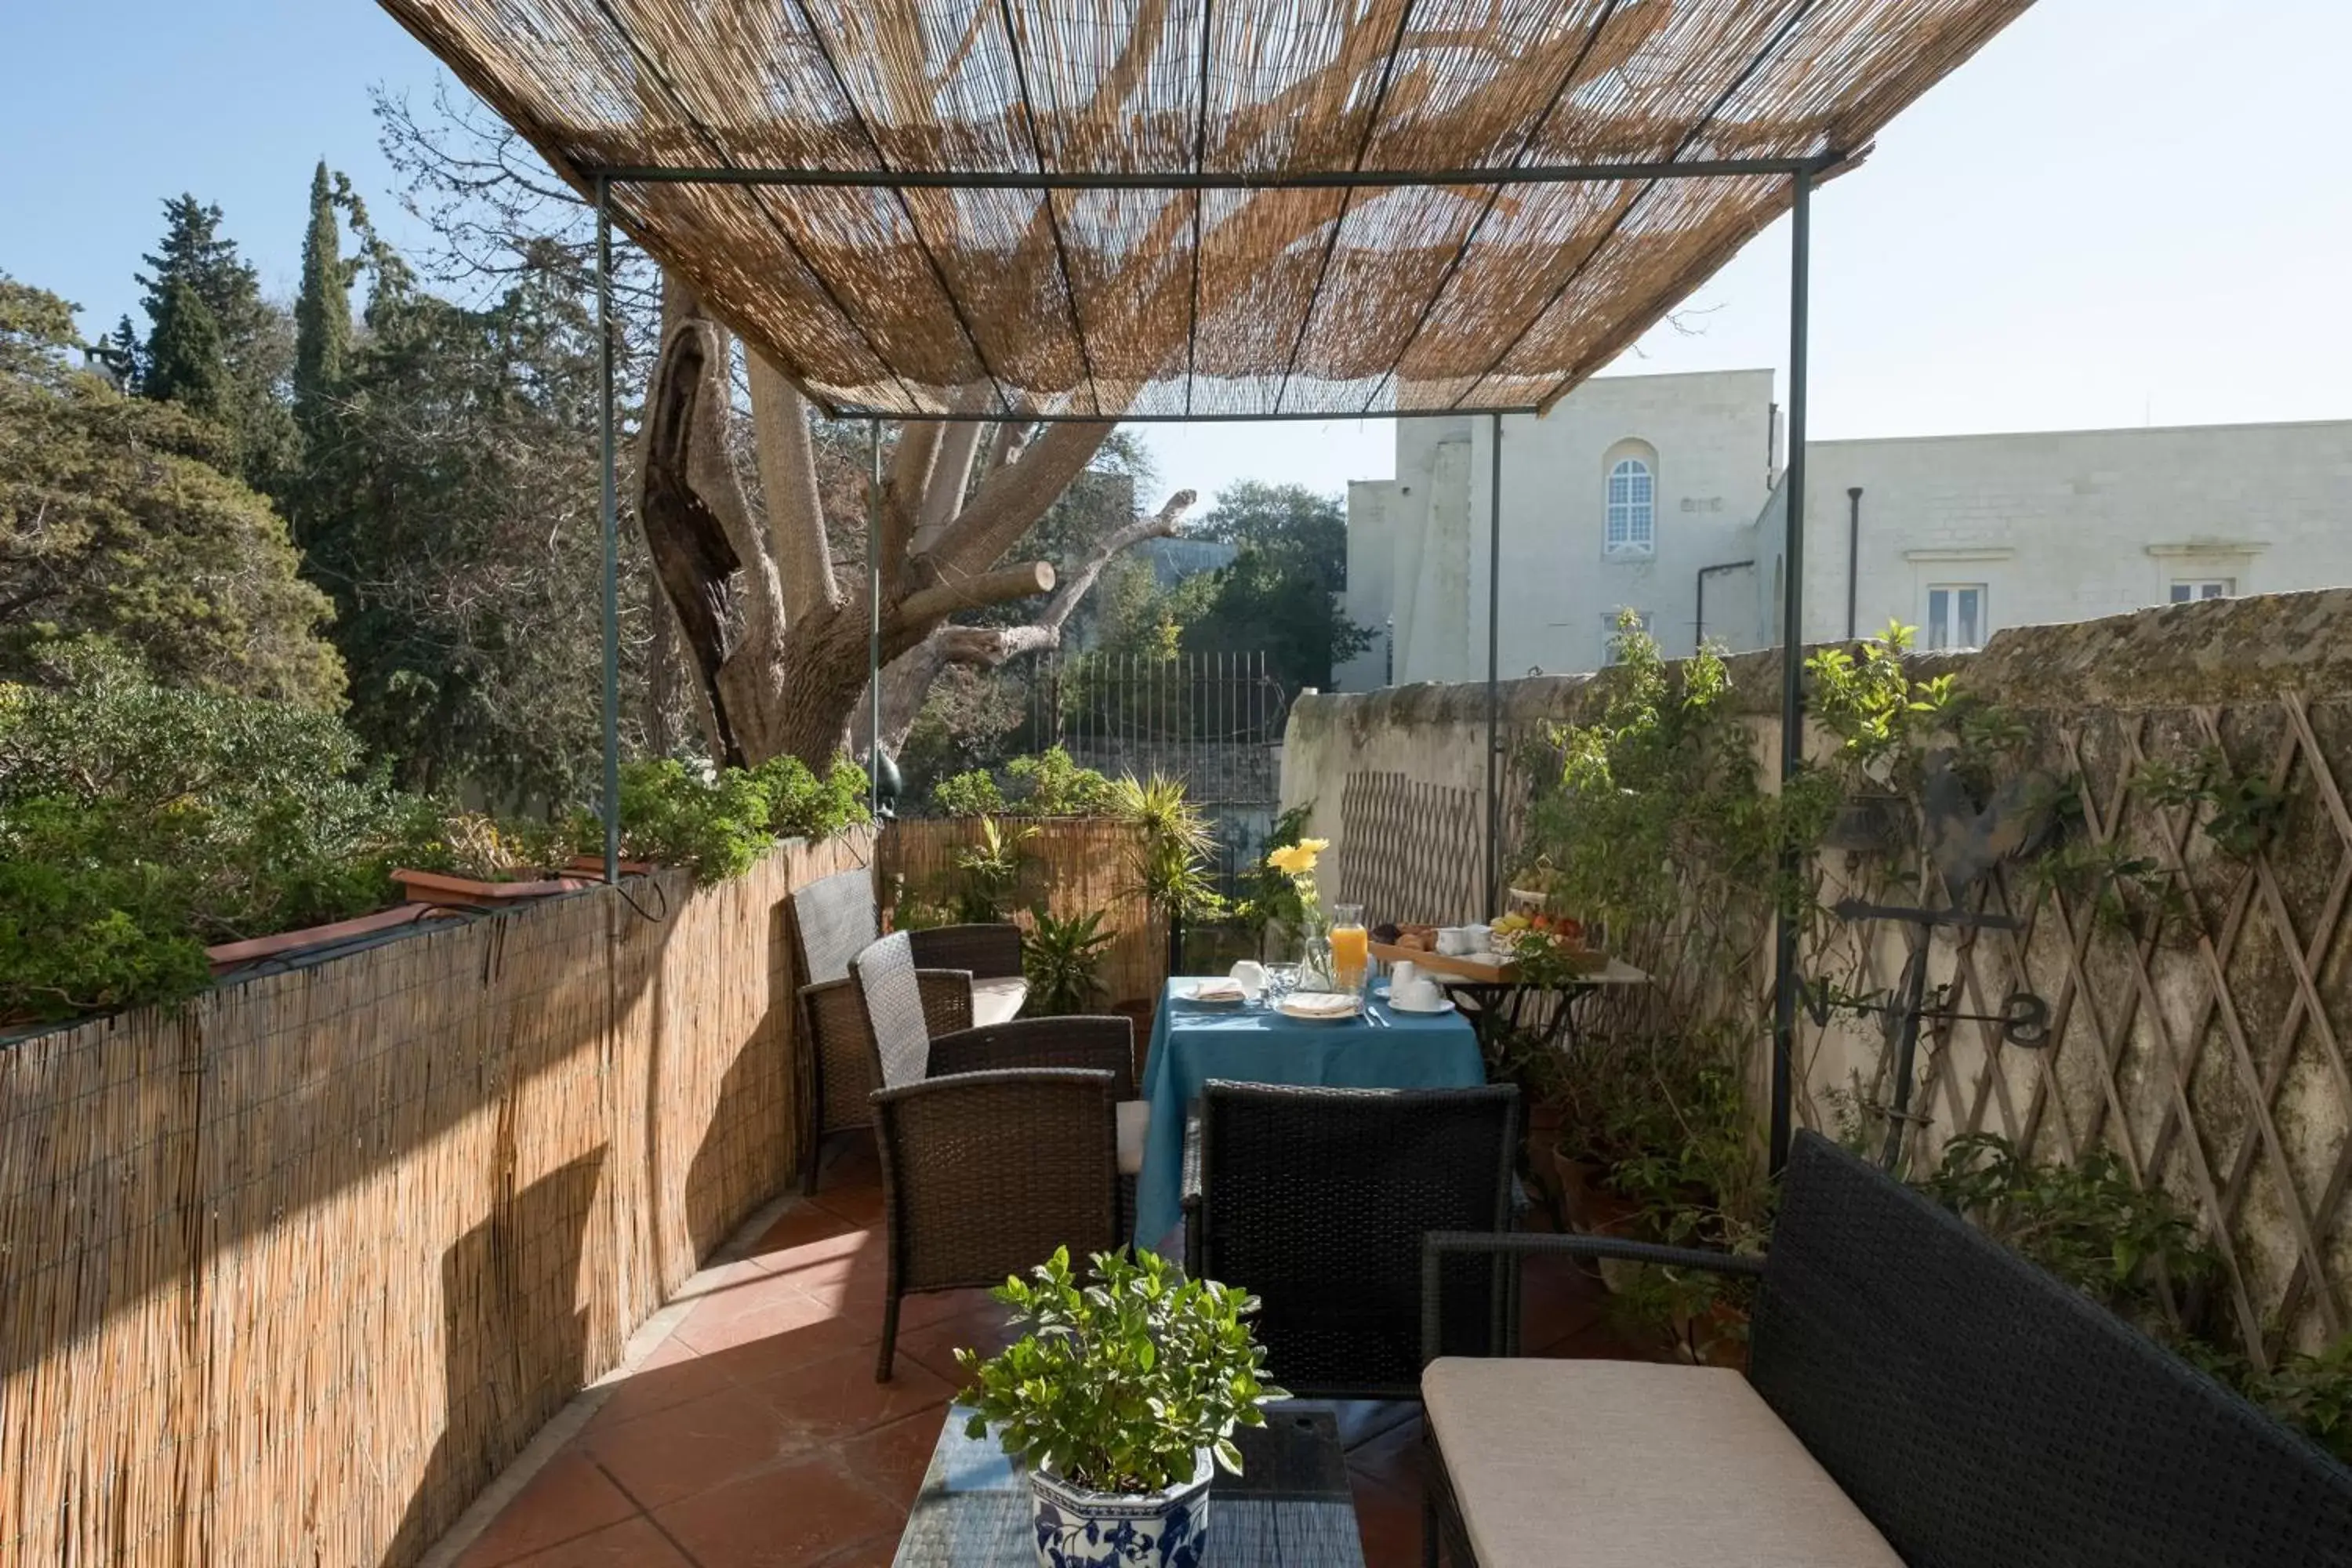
955, 1246, 1288, 1568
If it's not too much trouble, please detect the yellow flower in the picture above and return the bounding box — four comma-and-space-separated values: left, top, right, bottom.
1267, 843, 1322, 877
1300, 837, 1330, 854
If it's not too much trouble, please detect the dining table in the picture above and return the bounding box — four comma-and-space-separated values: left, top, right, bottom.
1131, 976, 1486, 1253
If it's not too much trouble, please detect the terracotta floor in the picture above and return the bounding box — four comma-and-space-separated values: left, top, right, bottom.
441, 1138, 1645, 1568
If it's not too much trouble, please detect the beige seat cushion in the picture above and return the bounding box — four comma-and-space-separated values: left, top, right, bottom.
1116, 1100, 1150, 1177
971, 975, 1028, 1027
1422, 1358, 1901, 1568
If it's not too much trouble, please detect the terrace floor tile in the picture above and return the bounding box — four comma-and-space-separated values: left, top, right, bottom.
436, 1127, 1674, 1568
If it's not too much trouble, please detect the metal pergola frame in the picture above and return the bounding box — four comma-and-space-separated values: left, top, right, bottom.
590, 152, 1834, 1171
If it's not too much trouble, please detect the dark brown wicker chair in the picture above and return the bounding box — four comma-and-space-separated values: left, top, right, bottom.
851, 931, 1143, 1381
1180, 1081, 1520, 1399
790, 870, 1025, 1193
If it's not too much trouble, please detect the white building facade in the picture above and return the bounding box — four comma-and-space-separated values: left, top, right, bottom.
1341, 369, 2352, 686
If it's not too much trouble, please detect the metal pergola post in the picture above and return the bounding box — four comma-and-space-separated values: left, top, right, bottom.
595, 177, 621, 885
868, 421, 884, 817
1486, 412, 1504, 919
1769, 166, 1813, 1174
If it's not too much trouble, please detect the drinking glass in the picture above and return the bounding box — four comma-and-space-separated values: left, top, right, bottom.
1263, 963, 1302, 1010
1330, 902, 1369, 996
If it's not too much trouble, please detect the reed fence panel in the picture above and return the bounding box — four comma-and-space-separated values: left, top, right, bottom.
879, 817, 1161, 1005
0, 829, 869, 1566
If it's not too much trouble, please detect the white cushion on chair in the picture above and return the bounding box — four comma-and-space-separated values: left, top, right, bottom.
971, 975, 1028, 1027
1116, 1100, 1151, 1176
1422, 1357, 1901, 1568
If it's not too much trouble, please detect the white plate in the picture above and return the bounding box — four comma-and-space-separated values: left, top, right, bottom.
1386, 994, 1456, 1015
1278, 993, 1362, 1022
1183, 981, 1248, 1005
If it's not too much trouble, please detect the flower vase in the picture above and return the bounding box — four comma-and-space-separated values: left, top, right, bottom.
1297, 916, 1337, 992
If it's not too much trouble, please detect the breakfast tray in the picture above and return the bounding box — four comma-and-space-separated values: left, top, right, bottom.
1368, 941, 1611, 982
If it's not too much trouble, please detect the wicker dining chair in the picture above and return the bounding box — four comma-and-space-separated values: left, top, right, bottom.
1181, 1081, 1520, 1399
851, 931, 1147, 1381
790, 869, 1026, 1194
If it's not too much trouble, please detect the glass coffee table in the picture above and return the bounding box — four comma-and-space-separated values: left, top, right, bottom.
892, 1406, 1367, 1566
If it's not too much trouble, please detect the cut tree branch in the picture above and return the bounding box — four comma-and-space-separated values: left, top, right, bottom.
926, 419, 1115, 575
895, 560, 1056, 623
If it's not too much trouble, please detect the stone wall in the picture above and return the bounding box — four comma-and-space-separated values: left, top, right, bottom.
1284, 590, 2352, 1361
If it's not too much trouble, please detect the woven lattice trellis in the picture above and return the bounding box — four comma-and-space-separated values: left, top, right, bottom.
376, 0, 2034, 418
1798, 699, 2352, 1364
1335, 770, 1485, 925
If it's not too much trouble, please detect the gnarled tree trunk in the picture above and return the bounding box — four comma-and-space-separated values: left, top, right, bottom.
636, 278, 1187, 769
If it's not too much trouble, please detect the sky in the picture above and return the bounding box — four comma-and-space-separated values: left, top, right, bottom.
5, 2, 2349, 513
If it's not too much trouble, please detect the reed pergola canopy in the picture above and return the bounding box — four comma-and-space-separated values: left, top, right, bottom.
382, 0, 2028, 421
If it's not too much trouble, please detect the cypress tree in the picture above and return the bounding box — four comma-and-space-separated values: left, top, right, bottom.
292, 162, 350, 423
142, 277, 229, 423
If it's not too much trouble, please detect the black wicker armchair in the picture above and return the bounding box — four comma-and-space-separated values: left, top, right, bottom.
1181, 1082, 1520, 1399
789, 869, 1027, 1193
851, 931, 1148, 1381
1417, 1132, 2352, 1568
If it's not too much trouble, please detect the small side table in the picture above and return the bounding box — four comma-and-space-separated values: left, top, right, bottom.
892, 1406, 1367, 1566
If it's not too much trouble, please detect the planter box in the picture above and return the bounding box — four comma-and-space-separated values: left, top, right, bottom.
564, 854, 658, 878
205, 904, 461, 974
1548, 1148, 1648, 1294
391, 868, 593, 908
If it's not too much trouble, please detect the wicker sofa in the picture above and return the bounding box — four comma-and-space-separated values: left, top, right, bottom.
1418, 1132, 2352, 1568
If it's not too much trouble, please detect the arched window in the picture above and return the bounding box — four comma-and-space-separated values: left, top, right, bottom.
1605, 449, 1655, 557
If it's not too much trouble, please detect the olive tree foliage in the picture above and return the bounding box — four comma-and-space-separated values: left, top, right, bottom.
376, 84, 1196, 772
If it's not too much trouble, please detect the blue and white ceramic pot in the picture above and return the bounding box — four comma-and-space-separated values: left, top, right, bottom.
1029, 1451, 1212, 1568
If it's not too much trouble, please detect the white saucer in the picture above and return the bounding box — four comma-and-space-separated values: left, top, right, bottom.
1386, 993, 1455, 1014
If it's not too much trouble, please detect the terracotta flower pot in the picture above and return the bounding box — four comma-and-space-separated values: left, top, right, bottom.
564, 854, 657, 878
391, 868, 593, 909
1547, 1146, 1650, 1294
205, 904, 459, 974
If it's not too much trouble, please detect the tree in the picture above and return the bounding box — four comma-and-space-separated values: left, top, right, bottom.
639, 281, 1198, 771
296, 234, 648, 804
1179, 482, 1371, 691
370, 89, 1201, 772
292, 162, 354, 426
135, 195, 298, 488
0, 274, 343, 706
140, 276, 230, 423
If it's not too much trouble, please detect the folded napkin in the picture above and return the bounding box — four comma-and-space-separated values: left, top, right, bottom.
1282, 991, 1359, 1018
1189, 978, 1246, 1002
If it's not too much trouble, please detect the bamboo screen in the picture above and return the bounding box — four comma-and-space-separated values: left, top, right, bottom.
880, 816, 1165, 1002
0, 832, 868, 1566
376, 0, 2034, 419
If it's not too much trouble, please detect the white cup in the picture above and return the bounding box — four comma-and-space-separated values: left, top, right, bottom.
1436, 927, 1468, 956
1401, 978, 1444, 1010
1229, 960, 1265, 999
1389, 960, 1419, 994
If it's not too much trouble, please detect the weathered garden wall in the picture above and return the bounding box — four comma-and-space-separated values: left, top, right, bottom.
1285, 590, 2352, 1361
0, 829, 870, 1566
880, 817, 1162, 1004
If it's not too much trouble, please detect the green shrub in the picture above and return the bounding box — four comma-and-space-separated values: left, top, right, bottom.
0, 666, 446, 1024
1022, 907, 1115, 1015
956, 1247, 1287, 1494
950, 816, 1037, 923
933, 748, 1117, 819
605, 753, 870, 881
1007, 747, 1118, 816
932, 768, 1006, 818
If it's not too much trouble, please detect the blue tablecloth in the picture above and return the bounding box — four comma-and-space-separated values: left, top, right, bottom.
1131, 978, 1485, 1252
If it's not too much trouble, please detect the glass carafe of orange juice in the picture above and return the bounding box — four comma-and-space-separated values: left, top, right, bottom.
1330, 902, 1369, 994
